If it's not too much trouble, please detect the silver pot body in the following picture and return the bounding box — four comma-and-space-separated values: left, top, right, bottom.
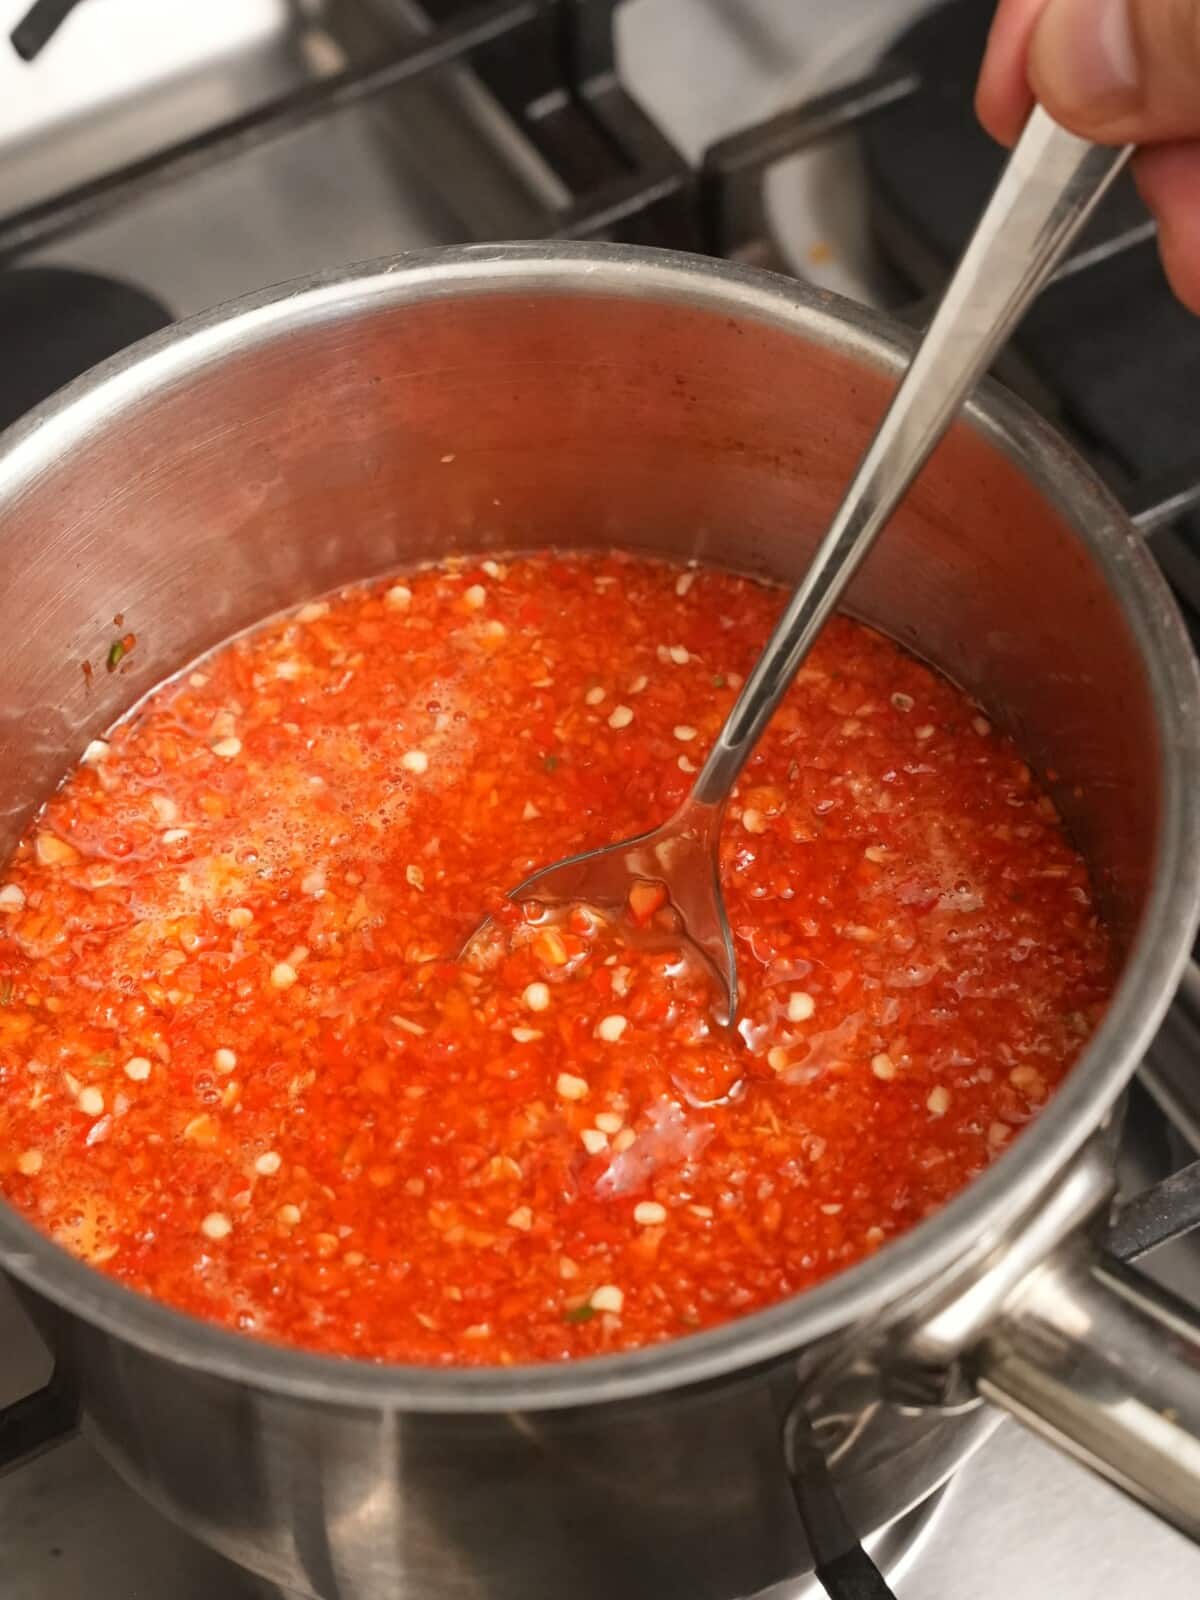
1, 245, 1198, 1598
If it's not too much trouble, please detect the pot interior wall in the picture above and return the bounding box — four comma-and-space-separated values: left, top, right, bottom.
0, 278, 1160, 953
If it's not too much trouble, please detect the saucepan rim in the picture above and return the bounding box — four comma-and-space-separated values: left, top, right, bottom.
0, 242, 1195, 1412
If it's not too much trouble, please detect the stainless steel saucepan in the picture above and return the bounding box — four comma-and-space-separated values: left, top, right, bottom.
0, 244, 1198, 1599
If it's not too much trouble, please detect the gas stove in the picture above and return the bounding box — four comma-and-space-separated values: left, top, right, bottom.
1, 2, 1199, 1597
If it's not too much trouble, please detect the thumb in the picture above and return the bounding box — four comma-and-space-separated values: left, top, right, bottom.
1028, 0, 1200, 143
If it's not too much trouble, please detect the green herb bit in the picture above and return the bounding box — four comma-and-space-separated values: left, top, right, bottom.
563, 1302, 596, 1324
107, 639, 126, 671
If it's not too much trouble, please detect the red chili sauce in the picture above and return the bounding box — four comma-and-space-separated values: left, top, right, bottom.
0, 553, 1112, 1364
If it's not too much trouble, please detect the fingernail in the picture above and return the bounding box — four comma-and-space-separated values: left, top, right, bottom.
1034, 0, 1139, 111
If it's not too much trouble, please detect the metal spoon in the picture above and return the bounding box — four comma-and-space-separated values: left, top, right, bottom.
466, 109, 1131, 1021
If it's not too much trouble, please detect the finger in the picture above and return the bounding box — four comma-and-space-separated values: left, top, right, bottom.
976, 0, 1055, 145
1135, 141, 1200, 314
1029, 0, 1200, 144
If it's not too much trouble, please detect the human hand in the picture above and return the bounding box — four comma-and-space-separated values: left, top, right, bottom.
976, 0, 1200, 311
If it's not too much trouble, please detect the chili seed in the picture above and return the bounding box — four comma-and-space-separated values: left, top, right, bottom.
926, 1086, 950, 1116
786, 992, 814, 1022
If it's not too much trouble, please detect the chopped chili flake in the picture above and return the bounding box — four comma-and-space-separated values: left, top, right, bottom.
532, 928, 568, 967
0, 551, 1112, 1367
627, 880, 667, 924
106, 633, 136, 672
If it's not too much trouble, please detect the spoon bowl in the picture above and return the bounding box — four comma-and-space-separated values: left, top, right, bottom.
466, 797, 736, 1020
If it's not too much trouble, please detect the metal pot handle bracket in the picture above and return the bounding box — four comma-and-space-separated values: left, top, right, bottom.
783, 1161, 1200, 1600
884, 1145, 1200, 1539
974, 1161, 1200, 1539
885, 1141, 1200, 1545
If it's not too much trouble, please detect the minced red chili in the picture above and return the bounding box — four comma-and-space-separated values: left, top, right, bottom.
0, 552, 1112, 1364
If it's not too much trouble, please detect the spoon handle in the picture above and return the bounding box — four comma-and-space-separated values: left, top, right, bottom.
692, 107, 1132, 809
